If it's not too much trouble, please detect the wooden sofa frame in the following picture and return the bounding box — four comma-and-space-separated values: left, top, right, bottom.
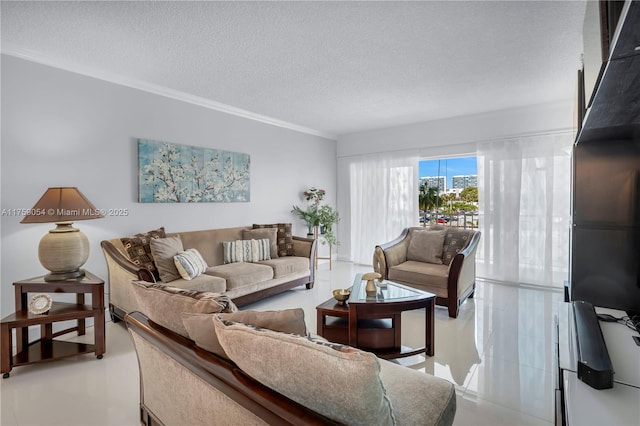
126, 312, 340, 425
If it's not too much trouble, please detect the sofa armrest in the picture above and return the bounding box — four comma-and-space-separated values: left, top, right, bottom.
292, 236, 316, 258
101, 240, 140, 275
292, 236, 317, 284
447, 231, 481, 297
101, 240, 155, 316
101, 240, 156, 282
373, 228, 411, 279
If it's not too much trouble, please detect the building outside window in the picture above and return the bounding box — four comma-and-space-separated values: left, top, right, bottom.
419, 157, 478, 228
420, 176, 446, 192
451, 174, 477, 190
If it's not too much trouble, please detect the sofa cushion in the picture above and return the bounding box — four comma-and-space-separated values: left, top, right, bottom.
242, 228, 279, 259
222, 239, 271, 264
379, 359, 456, 426
174, 248, 208, 280
407, 229, 445, 264
441, 229, 473, 266
389, 261, 449, 297
258, 256, 309, 278
182, 308, 307, 360
206, 263, 274, 290
131, 280, 237, 337
165, 274, 226, 294
252, 223, 294, 256
121, 227, 166, 280
213, 317, 396, 426
149, 235, 184, 282
175, 227, 245, 267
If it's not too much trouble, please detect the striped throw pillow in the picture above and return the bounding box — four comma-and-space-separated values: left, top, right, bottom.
173, 248, 208, 280
223, 239, 271, 264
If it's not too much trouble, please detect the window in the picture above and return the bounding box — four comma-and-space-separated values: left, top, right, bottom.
419, 156, 478, 228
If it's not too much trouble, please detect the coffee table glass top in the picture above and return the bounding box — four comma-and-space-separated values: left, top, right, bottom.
348, 273, 430, 303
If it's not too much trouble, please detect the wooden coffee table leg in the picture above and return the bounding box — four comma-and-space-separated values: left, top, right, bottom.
426, 298, 435, 356
316, 310, 323, 336
348, 308, 358, 348
393, 313, 402, 352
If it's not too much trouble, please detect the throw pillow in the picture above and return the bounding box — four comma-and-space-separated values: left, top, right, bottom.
213, 317, 396, 426
242, 228, 279, 259
252, 223, 294, 256
174, 248, 208, 280
131, 280, 237, 337
149, 235, 184, 282
441, 229, 473, 266
222, 239, 271, 264
120, 227, 166, 280
406, 229, 446, 264
181, 308, 307, 360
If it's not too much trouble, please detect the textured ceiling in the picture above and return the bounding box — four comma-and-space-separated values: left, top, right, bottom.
1, 1, 586, 138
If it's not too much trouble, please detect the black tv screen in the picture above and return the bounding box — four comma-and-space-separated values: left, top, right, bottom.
571, 139, 640, 314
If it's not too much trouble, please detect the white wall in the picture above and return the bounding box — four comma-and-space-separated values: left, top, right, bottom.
337, 100, 574, 157
0, 55, 336, 318
335, 101, 574, 262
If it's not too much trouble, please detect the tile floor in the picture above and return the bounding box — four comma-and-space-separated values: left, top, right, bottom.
0, 261, 562, 425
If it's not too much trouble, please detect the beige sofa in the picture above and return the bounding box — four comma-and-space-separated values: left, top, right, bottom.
374, 226, 480, 318
101, 225, 316, 322
126, 310, 457, 425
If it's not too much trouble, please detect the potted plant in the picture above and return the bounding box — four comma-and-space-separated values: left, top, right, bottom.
292, 187, 326, 237
318, 204, 340, 248
291, 205, 320, 237
292, 187, 340, 245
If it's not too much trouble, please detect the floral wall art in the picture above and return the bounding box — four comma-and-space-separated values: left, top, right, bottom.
138, 139, 250, 203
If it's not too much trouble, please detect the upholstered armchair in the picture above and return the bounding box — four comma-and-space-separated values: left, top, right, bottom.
373, 226, 481, 318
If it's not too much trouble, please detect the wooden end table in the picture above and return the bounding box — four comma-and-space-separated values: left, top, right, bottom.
0, 271, 106, 378
316, 274, 435, 359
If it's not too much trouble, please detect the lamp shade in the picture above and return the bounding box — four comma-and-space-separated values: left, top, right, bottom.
20, 187, 104, 223
21, 187, 104, 281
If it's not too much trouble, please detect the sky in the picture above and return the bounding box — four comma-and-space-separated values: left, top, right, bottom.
419, 156, 477, 187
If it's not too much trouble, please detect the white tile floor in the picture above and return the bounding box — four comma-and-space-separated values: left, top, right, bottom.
0, 261, 562, 425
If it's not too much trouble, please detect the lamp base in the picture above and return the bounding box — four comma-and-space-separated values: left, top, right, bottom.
44, 269, 85, 282
38, 222, 90, 282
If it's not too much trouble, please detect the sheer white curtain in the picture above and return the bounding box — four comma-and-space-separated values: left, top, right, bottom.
476, 132, 573, 288
339, 151, 418, 265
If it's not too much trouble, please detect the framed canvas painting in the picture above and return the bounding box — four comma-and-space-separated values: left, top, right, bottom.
138, 139, 250, 203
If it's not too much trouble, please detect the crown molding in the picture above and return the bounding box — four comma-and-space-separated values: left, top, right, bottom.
1, 45, 337, 140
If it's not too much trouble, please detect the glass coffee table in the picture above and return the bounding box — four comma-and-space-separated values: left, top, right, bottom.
316, 273, 435, 359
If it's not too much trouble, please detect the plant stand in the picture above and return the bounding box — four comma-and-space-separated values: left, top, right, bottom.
313, 226, 333, 270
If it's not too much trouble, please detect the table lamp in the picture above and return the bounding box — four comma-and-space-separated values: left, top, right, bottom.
21, 187, 104, 281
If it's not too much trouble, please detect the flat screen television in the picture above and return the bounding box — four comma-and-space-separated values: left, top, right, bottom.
571, 138, 640, 316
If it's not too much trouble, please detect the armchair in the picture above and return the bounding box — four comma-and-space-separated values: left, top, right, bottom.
373, 227, 480, 318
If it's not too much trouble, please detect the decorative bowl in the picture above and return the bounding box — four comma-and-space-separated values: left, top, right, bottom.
333, 289, 351, 305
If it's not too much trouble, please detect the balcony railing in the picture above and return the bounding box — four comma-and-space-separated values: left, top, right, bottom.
419, 212, 479, 229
